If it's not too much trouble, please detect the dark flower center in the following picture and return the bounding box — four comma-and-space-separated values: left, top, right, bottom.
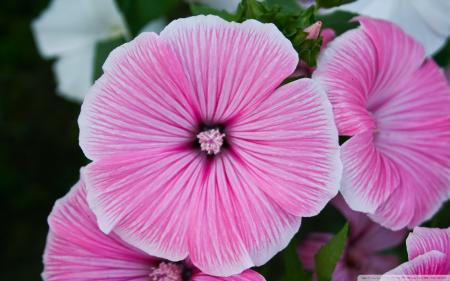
148, 261, 192, 281
194, 123, 228, 156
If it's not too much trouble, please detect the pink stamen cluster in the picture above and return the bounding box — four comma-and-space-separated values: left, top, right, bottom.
148, 262, 182, 281
197, 129, 226, 155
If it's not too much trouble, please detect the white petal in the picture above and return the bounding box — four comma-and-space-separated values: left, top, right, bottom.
338, 0, 398, 18
53, 46, 94, 102
32, 0, 128, 58
411, 0, 450, 36
139, 17, 167, 34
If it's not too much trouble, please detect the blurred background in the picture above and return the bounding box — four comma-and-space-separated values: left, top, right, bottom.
1, 0, 449, 280
1, 1, 87, 280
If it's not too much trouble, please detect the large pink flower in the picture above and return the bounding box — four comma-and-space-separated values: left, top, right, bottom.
43, 179, 266, 281
78, 15, 341, 276
382, 227, 450, 276
314, 16, 450, 230
298, 196, 406, 281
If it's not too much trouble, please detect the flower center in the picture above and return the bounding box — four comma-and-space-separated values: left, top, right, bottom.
148, 262, 183, 281
197, 128, 226, 155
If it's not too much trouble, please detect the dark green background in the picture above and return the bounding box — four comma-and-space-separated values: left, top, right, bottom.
0, 1, 86, 280
1, 1, 449, 280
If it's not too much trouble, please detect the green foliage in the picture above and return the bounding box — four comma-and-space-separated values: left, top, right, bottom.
315, 223, 349, 281
316, 10, 358, 35
115, 0, 181, 35
191, 0, 323, 67
190, 3, 237, 21
433, 38, 450, 68
265, 0, 302, 11
280, 239, 312, 281
93, 36, 126, 81
427, 200, 450, 228
316, 0, 355, 8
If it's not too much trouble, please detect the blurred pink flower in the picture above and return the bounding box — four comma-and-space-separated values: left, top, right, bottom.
382, 227, 450, 277
42, 179, 266, 281
78, 15, 341, 276
314, 16, 450, 230
298, 196, 406, 281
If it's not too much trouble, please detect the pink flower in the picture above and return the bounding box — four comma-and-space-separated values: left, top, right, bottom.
382, 227, 450, 276
313, 16, 450, 230
78, 15, 341, 276
42, 179, 266, 281
298, 196, 406, 281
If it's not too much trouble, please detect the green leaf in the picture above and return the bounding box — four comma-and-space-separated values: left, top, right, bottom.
93, 36, 126, 81
316, 10, 358, 35
116, 0, 181, 35
190, 3, 237, 21
316, 0, 356, 8
236, 0, 268, 20
433, 38, 450, 68
314, 223, 349, 281
265, 0, 301, 11
279, 239, 311, 281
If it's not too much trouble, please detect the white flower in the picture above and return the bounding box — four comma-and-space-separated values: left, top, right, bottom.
330, 0, 450, 56
32, 0, 166, 103
32, 0, 127, 102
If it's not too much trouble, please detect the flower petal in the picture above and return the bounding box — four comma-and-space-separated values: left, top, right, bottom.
53, 46, 94, 102
363, 255, 401, 274
42, 179, 155, 281
187, 155, 302, 276
352, 222, 406, 254
159, 15, 298, 124
191, 270, 265, 281
339, 131, 401, 213
32, 0, 127, 57
298, 233, 333, 271
314, 16, 424, 136
315, 16, 450, 229
332, 195, 407, 252
383, 250, 449, 276
79, 32, 198, 160
229, 79, 341, 217
332, 0, 449, 55
84, 149, 201, 262
370, 60, 450, 229
406, 227, 450, 261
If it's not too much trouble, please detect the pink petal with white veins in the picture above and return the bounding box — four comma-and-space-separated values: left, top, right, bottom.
372, 60, 450, 228
339, 131, 401, 213
191, 270, 265, 281
79, 15, 340, 276
42, 180, 155, 281
84, 149, 201, 262
406, 227, 450, 260
160, 15, 298, 124
229, 79, 341, 218
315, 16, 450, 229
313, 25, 378, 136
187, 155, 302, 276
79, 32, 198, 160
383, 250, 449, 276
